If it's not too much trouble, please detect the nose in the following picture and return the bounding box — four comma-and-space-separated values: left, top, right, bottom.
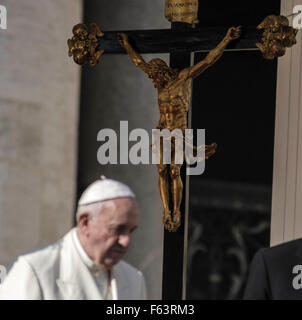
118, 234, 131, 248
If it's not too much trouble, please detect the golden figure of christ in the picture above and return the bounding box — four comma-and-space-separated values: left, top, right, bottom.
118, 26, 241, 232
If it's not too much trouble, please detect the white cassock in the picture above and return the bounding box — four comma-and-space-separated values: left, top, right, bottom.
0, 228, 147, 300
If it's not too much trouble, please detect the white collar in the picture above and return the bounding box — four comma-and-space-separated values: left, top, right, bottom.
72, 228, 106, 274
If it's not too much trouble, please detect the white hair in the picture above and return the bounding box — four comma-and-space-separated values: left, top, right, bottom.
76, 201, 108, 224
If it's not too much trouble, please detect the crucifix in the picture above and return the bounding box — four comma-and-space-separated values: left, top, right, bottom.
117, 27, 240, 234
67, 2, 297, 299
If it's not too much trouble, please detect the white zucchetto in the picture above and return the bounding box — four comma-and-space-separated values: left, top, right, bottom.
78, 177, 135, 206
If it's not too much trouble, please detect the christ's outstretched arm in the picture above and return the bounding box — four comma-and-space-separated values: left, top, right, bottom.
183, 26, 241, 79
118, 33, 148, 73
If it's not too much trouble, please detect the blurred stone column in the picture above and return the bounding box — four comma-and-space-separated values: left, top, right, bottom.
0, 0, 82, 266
270, 0, 302, 245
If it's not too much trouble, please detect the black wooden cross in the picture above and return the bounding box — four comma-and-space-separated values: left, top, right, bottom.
97, 25, 261, 54
70, 19, 263, 300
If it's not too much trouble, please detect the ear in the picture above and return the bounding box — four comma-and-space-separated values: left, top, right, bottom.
77, 212, 90, 232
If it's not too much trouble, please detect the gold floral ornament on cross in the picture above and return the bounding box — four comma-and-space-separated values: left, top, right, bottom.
256, 15, 298, 60
68, 23, 104, 66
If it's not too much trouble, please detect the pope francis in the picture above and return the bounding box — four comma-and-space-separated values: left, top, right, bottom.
0, 178, 147, 300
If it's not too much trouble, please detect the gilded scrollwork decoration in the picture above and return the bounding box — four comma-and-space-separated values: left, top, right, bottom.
256, 15, 298, 60
68, 23, 104, 66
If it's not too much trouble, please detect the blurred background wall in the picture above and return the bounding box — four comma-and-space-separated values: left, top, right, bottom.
0, 0, 82, 266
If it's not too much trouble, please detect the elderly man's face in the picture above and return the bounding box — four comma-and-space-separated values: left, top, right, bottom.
80, 198, 139, 269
